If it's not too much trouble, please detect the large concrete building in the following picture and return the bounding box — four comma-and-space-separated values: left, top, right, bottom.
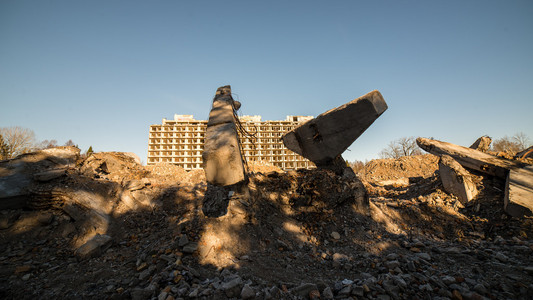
147, 114, 315, 170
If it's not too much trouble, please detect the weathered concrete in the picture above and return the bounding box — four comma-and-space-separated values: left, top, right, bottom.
202, 85, 246, 187
439, 155, 478, 205
0, 147, 80, 209
504, 165, 533, 217
416, 137, 524, 179
282, 90, 387, 171
470, 136, 492, 152
417, 137, 533, 217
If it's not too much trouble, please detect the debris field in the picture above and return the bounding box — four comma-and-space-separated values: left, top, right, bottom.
0, 143, 532, 300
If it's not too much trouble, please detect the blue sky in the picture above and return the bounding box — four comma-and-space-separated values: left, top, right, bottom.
1, 0, 532, 163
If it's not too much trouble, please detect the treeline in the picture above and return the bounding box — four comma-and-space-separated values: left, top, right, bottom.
377, 133, 531, 159
0, 126, 78, 160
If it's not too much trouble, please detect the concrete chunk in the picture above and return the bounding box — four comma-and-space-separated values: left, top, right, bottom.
282, 90, 387, 167
416, 137, 523, 179
504, 165, 533, 217
439, 155, 478, 204
469, 136, 492, 152
203, 122, 245, 186
202, 85, 246, 187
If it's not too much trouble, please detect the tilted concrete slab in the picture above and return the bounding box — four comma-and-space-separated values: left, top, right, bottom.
202, 85, 246, 187
439, 155, 478, 205
416, 137, 524, 179
282, 90, 387, 166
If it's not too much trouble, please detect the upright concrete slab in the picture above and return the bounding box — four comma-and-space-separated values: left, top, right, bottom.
504, 165, 533, 217
202, 85, 246, 187
470, 136, 492, 152
282, 90, 387, 167
439, 155, 478, 205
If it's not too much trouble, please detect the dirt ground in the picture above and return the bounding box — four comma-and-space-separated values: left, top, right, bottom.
0, 151, 532, 299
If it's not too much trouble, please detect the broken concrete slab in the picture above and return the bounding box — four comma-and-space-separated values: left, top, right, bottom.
470, 136, 492, 152
202, 85, 246, 187
282, 90, 387, 170
504, 165, 533, 217
0, 147, 80, 209
416, 137, 524, 179
33, 168, 67, 182
439, 155, 478, 205
203, 123, 245, 186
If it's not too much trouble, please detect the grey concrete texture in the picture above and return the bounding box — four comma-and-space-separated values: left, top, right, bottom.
504, 165, 533, 217
438, 155, 478, 205
203, 122, 246, 186
282, 90, 388, 166
202, 85, 246, 187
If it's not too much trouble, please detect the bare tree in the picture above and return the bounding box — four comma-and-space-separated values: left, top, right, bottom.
512, 132, 531, 150
64, 139, 75, 147
38, 139, 58, 149
0, 134, 9, 160
379, 136, 422, 159
492, 133, 531, 153
348, 160, 366, 173
0, 127, 37, 159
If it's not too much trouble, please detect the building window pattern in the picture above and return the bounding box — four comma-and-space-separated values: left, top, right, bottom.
147, 114, 315, 171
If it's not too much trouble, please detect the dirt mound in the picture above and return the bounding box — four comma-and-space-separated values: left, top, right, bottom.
246, 160, 283, 174
145, 163, 189, 177
80, 152, 148, 182
359, 154, 439, 182
145, 163, 206, 186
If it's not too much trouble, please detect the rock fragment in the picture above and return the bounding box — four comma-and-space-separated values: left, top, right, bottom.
74, 234, 112, 259
438, 155, 478, 204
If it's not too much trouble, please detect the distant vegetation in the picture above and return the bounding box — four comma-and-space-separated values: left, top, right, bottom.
379, 136, 422, 159
0, 126, 77, 160
376, 133, 531, 160
491, 132, 530, 153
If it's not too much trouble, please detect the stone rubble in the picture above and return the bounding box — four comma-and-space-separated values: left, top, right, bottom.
0, 149, 532, 299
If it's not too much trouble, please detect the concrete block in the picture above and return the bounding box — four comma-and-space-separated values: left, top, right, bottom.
469, 136, 492, 152
439, 155, 478, 205
202, 85, 246, 187
504, 165, 533, 217
203, 123, 245, 186
282, 90, 387, 166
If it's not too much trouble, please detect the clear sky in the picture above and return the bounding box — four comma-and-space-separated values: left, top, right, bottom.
1, 0, 532, 163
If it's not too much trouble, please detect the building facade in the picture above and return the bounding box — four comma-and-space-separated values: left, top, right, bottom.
147, 114, 315, 170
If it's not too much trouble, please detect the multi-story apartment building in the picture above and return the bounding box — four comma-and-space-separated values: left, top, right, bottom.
147, 114, 315, 170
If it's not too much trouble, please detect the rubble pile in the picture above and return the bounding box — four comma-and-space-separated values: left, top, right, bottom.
359, 154, 439, 182
0, 145, 532, 300
246, 160, 282, 174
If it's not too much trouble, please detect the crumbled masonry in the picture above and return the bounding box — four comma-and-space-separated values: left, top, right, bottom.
1, 147, 532, 299
417, 137, 533, 217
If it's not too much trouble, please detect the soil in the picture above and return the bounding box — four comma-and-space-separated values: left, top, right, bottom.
0, 152, 532, 299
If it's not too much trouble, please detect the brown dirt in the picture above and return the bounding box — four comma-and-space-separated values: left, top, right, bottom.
358, 154, 439, 182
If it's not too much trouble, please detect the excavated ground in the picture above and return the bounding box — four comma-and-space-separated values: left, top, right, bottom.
0, 152, 532, 300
